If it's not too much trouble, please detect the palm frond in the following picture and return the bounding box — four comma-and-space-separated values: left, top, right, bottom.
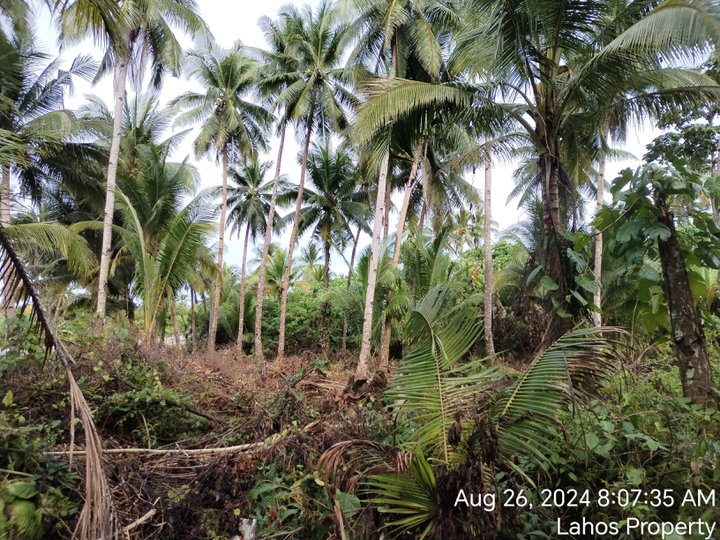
490, 326, 626, 471
0, 225, 118, 539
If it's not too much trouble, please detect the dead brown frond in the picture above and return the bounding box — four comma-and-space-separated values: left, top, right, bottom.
317, 439, 409, 493
0, 225, 119, 540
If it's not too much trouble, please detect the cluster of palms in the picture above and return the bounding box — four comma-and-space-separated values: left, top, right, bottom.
1, 0, 720, 397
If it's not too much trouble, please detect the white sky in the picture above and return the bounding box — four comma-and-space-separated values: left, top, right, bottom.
30, 0, 655, 273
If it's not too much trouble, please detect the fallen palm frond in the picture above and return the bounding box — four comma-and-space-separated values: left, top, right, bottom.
47, 418, 324, 457
0, 224, 118, 540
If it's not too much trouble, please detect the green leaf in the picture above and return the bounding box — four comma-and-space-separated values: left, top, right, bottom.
6, 481, 37, 500
2, 390, 13, 407
644, 222, 671, 242
576, 274, 598, 294
585, 432, 600, 450
540, 275, 559, 292
625, 467, 646, 486
335, 490, 361, 517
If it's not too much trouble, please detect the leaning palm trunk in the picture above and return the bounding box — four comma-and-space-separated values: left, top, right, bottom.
355, 151, 391, 382
95, 60, 129, 332
0, 226, 118, 539
342, 225, 362, 350
379, 140, 424, 368
256, 124, 287, 377
483, 148, 495, 356
277, 112, 314, 362
1, 166, 13, 319
0, 166, 10, 225
236, 226, 251, 353
208, 146, 229, 352
592, 148, 606, 327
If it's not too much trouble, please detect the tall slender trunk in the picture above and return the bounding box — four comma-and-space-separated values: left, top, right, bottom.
1, 166, 14, 320
0, 166, 10, 226
236, 225, 251, 354
383, 173, 392, 238
540, 148, 574, 346
342, 225, 362, 350
256, 123, 287, 378
277, 111, 314, 361
379, 140, 425, 368
418, 158, 430, 232
592, 146, 606, 327
656, 195, 715, 408
355, 48, 398, 383
355, 152, 390, 382
483, 147, 495, 356
321, 239, 331, 357
190, 287, 197, 352
207, 146, 229, 353
95, 59, 129, 332
169, 291, 181, 349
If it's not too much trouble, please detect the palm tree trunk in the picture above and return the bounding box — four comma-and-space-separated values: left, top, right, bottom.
95, 59, 128, 332
355, 151, 390, 382
356, 46, 398, 383
392, 141, 424, 266
1, 166, 13, 320
256, 123, 287, 378
483, 148, 495, 356
342, 225, 362, 350
383, 173, 391, 238
0, 166, 10, 226
190, 287, 197, 352
236, 225, 251, 353
321, 238, 331, 356
378, 140, 425, 368
169, 292, 181, 349
540, 148, 574, 346
277, 112, 314, 362
656, 194, 716, 407
207, 146, 229, 353
592, 146, 606, 327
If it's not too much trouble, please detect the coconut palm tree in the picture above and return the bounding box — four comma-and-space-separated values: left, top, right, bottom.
353, 0, 720, 347
226, 158, 286, 353
279, 142, 370, 354
0, 36, 98, 227
248, 10, 304, 374
51, 0, 207, 331
173, 43, 272, 352
342, 0, 454, 381
273, 1, 355, 362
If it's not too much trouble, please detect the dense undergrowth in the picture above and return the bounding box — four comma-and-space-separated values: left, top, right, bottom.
1, 314, 718, 539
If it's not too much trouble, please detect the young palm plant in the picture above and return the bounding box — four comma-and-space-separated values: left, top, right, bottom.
51, 0, 208, 331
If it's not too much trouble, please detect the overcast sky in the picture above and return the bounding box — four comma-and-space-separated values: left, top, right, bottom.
31, 0, 655, 273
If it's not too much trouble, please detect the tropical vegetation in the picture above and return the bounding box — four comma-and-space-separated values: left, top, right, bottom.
2, 0, 720, 538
